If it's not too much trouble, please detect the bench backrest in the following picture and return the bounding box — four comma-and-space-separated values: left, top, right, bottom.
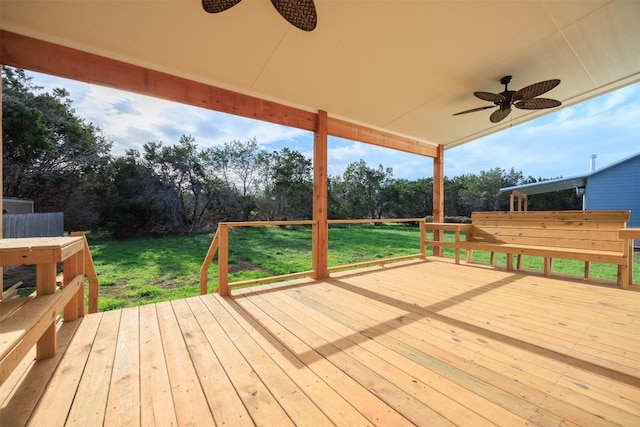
469, 210, 629, 252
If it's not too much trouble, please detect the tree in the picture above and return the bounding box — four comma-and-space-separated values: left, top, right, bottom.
102, 150, 178, 237
457, 167, 524, 215
523, 176, 582, 211
260, 148, 313, 220
389, 178, 433, 218
141, 135, 213, 227
204, 138, 269, 221
340, 160, 395, 219
2, 66, 112, 230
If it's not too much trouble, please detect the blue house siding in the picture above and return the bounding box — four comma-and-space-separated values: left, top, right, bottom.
586, 154, 640, 229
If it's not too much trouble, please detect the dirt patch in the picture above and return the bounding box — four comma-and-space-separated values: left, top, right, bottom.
3, 265, 37, 291
150, 277, 185, 290
228, 259, 271, 275
3, 257, 271, 297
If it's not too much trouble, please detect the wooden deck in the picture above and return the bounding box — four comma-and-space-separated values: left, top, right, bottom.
2, 259, 639, 426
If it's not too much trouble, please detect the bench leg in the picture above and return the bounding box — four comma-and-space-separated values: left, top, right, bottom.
489, 252, 496, 266
543, 258, 553, 277
36, 323, 57, 360
506, 254, 513, 271
584, 261, 591, 280
35, 263, 57, 359
465, 249, 473, 263
516, 254, 523, 270
618, 265, 629, 289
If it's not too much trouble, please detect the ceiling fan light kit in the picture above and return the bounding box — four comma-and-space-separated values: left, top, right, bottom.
202, 0, 317, 32
454, 75, 562, 123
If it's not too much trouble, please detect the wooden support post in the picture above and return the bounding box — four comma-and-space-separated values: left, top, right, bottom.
312, 110, 329, 279
217, 225, 229, 296
432, 145, 445, 257
510, 191, 528, 212
465, 249, 473, 263
626, 238, 633, 288
419, 221, 426, 260
36, 262, 57, 359
1, 75, 3, 300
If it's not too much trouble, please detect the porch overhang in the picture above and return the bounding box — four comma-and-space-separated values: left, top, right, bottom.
501, 177, 587, 196
1, 1, 639, 150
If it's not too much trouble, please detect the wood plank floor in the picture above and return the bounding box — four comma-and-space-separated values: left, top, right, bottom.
2, 259, 639, 426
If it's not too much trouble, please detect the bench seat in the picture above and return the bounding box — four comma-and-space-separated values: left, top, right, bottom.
457, 242, 626, 264
0, 272, 84, 387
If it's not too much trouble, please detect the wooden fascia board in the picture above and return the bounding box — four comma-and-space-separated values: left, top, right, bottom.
327, 117, 438, 158
0, 30, 438, 158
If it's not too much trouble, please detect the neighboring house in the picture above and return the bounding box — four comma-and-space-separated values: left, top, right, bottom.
501, 152, 640, 247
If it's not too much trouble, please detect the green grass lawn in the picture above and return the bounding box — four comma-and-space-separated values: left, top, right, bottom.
81, 225, 639, 311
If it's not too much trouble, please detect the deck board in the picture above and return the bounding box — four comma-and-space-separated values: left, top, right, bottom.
104, 307, 140, 426
1, 259, 639, 426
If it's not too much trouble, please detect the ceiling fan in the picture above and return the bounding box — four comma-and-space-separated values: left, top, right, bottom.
453, 75, 562, 123
202, 0, 317, 32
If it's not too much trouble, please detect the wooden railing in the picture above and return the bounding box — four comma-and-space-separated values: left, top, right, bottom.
200, 221, 317, 296
200, 218, 426, 295
326, 218, 426, 272
200, 217, 639, 295
70, 232, 100, 313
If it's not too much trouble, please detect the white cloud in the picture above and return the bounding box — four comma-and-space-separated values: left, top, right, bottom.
22, 70, 640, 181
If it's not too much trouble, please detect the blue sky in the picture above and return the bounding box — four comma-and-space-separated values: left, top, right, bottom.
25, 70, 640, 181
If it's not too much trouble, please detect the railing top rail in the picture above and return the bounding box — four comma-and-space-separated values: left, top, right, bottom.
220, 220, 317, 227
328, 218, 424, 224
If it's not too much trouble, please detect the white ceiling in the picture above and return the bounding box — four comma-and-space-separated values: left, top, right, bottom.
1, 0, 639, 150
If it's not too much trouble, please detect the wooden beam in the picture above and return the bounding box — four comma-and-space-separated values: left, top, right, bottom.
313, 111, 329, 279
217, 225, 229, 296
0, 31, 317, 132
327, 117, 438, 158
1, 31, 439, 158
432, 145, 445, 257
1, 63, 3, 299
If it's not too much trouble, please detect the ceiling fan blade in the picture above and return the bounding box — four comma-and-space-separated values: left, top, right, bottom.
490, 107, 511, 123
271, 0, 317, 31
452, 105, 495, 116
514, 98, 562, 110
202, 0, 242, 13
513, 79, 560, 101
474, 91, 505, 103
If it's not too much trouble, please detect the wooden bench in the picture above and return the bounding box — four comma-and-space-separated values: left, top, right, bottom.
0, 236, 86, 385
426, 210, 633, 289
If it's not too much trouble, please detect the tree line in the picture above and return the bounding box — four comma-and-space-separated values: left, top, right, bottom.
2, 67, 581, 237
